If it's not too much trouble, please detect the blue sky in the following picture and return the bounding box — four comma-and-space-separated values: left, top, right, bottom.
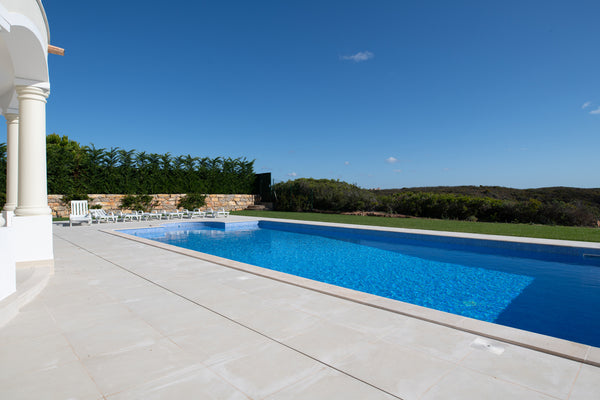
4, 1, 600, 189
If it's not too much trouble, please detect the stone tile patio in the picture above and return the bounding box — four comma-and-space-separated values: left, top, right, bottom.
0, 217, 598, 399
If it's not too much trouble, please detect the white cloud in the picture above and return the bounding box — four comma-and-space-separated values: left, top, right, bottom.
582, 101, 592, 109
287, 172, 297, 177
344, 161, 350, 165
340, 51, 374, 62
590, 107, 600, 115
393, 169, 402, 173
385, 156, 398, 164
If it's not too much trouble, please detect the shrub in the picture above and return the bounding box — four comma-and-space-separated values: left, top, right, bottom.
273, 179, 377, 212
178, 193, 206, 210
61, 193, 90, 208
120, 194, 154, 211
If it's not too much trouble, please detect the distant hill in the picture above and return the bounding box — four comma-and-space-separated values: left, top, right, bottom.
373, 186, 600, 207
273, 180, 600, 226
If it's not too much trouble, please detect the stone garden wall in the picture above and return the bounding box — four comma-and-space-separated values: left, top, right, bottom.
48, 194, 259, 218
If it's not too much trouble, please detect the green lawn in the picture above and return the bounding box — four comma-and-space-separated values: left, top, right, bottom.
232, 210, 600, 243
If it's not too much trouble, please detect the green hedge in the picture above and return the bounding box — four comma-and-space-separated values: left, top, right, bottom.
0, 135, 256, 209
42, 134, 254, 194
43, 134, 255, 195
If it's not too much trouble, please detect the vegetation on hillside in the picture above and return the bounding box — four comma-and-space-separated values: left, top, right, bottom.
273, 179, 600, 227
374, 186, 600, 207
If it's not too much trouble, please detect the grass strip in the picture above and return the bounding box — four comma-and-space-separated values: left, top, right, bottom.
232, 210, 600, 243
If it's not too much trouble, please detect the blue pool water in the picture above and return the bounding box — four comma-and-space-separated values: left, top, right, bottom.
122, 220, 600, 347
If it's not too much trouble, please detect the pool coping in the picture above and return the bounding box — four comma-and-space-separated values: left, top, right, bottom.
105, 217, 600, 367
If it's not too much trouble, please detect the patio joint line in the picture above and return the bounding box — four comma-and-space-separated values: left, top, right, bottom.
56, 235, 406, 400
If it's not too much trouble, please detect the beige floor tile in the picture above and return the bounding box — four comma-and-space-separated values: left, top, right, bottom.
283, 319, 374, 364
216, 271, 284, 293
169, 318, 272, 366
0, 308, 61, 344
0, 333, 78, 383
205, 291, 276, 321
41, 285, 116, 310
324, 302, 410, 338
292, 290, 360, 319
247, 280, 317, 301
334, 339, 456, 399
380, 317, 477, 362
106, 363, 249, 400
0, 360, 102, 400
121, 289, 197, 317
101, 281, 166, 303
265, 367, 398, 400
236, 304, 322, 342
64, 314, 164, 358
139, 304, 223, 336
569, 364, 600, 400
460, 340, 581, 398
209, 341, 323, 399
154, 273, 226, 299
50, 300, 135, 333
189, 282, 250, 308
420, 366, 556, 400
82, 338, 197, 396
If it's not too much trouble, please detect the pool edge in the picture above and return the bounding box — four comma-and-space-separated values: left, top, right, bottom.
104, 220, 600, 368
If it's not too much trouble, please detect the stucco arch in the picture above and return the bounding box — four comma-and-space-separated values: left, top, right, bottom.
0, 5, 50, 113
1, 0, 53, 302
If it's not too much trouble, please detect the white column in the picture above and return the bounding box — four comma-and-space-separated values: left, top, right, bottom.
14, 86, 51, 216
3, 113, 19, 212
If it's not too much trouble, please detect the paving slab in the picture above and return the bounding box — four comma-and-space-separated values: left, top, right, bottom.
0, 218, 597, 399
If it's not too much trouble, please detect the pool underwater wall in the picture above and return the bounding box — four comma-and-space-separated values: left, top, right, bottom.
259, 221, 600, 266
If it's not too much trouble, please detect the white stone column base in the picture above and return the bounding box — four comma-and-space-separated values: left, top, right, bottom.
14, 205, 52, 217
1, 210, 15, 227
11, 215, 54, 262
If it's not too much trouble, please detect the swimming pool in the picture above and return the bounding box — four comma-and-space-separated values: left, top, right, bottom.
121, 220, 600, 347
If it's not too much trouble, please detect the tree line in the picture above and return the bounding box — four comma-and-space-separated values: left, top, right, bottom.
273, 178, 600, 227
0, 134, 256, 202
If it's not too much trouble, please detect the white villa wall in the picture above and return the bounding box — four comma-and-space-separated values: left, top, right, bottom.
11, 215, 52, 262
0, 225, 16, 301
0, 0, 53, 301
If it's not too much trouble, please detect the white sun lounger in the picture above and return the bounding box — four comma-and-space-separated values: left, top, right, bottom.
216, 207, 230, 218
192, 208, 206, 218
183, 208, 205, 218
120, 211, 142, 222
163, 210, 184, 219
69, 200, 92, 227
90, 209, 118, 223
141, 211, 162, 221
